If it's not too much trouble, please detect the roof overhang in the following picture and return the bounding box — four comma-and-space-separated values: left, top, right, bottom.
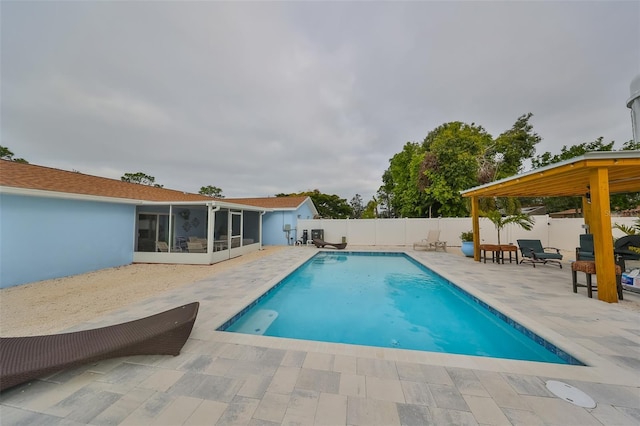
0, 186, 144, 204
0, 186, 271, 212
461, 151, 640, 198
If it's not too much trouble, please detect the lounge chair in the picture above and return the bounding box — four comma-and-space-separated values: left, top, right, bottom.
0, 302, 199, 392
156, 241, 169, 252
413, 230, 446, 251
517, 239, 563, 268
576, 234, 595, 261
313, 238, 347, 250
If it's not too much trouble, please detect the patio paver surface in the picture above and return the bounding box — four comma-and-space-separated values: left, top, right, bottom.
1, 246, 639, 425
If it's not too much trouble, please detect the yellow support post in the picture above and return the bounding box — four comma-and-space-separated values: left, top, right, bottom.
471, 196, 480, 261
589, 168, 618, 303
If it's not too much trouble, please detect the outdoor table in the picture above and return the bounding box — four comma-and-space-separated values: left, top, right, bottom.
480, 244, 502, 263
499, 244, 518, 264
480, 244, 518, 264
572, 260, 623, 299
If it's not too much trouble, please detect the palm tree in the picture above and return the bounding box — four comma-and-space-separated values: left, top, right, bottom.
482, 209, 535, 244
613, 217, 640, 235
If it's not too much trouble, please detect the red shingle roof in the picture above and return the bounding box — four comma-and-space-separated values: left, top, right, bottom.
0, 160, 315, 212
0, 160, 213, 202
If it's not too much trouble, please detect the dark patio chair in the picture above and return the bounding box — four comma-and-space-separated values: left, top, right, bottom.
517, 239, 563, 268
576, 234, 595, 261
614, 235, 640, 270
313, 238, 347, 250
0, 302, 199, 392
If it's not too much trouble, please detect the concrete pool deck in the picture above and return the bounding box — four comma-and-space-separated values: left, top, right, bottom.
1, 246, 639, 425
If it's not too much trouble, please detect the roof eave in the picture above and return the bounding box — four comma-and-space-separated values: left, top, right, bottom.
1, 186, 272, 211
0, 186, 144, 204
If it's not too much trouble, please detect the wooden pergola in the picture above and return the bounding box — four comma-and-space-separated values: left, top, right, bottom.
461, 151, 640, 303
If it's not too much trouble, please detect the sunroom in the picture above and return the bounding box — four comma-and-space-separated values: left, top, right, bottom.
133, 200, 266, 265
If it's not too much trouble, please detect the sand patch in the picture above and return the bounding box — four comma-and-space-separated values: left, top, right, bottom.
0, 246, 284, 337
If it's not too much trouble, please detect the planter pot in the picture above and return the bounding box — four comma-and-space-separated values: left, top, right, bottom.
461, 241, 474, 257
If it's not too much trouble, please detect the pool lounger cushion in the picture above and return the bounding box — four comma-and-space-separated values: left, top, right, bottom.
0, 301, 199, 392
312, 238, 347, 250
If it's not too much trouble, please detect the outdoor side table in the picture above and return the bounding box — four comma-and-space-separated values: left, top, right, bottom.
479, 244, 501, 263
571, 260, 623, 300
499, 244, 518, 264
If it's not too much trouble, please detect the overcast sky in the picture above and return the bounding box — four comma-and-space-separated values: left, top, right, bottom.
2, 1, 638, 202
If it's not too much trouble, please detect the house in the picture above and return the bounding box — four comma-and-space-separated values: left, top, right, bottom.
520, 206, 546, 216
230, 197, 318, 245
549, 208, 583, 219
0, 160, 316, 288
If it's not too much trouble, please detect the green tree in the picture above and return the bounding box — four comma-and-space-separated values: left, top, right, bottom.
492, 113, 540, 179
276, 190, 352, 219
376, 170, 397, 218
378, 115, 540, 218
199, 185, 224, 198
121, 172, 163, 188
385, 142, 429, 217
362, 198, 378, 218
349, 194, 364, 219
0, 146, 28, 163
531, 137, 614, 168
620, 140, 640, 150
530, 137, 638, 212
420, 121, 494, 217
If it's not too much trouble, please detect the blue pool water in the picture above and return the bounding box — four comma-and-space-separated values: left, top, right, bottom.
221, 252, 581, 364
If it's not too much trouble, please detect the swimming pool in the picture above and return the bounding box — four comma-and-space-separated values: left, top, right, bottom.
219, 252, 582, 365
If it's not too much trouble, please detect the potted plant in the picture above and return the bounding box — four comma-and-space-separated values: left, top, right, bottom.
460, 231, 474, 257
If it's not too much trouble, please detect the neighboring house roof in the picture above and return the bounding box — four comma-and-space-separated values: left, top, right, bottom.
549, 208, 583, 218
229, 196, 319, 216
0, 160, 214, 202
229, 196, 308, 209
520, 206, 546, 215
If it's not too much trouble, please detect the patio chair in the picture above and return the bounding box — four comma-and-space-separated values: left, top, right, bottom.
517, 239, 563, 268
575, 234, 595, 261
0, 302, 199, 392
187, 242, 206, 253
312, 238, 347, 250
413, 230, 446, 251
156, 241, 169, 252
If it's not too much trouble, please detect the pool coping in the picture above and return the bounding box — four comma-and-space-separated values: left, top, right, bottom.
211, 248, 638, 388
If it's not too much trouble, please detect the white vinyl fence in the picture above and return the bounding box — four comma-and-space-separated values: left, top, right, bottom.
297, 216, 637, 252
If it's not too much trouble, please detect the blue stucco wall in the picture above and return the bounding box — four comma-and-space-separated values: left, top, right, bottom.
262, 201, 316, 245
0, 194, 135, 288
262, 211, 296, 245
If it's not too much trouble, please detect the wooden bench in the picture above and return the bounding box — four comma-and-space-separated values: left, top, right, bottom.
0, 302, 199, 392
571, 261, 623, 300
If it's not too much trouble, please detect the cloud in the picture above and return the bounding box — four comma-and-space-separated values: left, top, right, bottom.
2, 1, 638, 202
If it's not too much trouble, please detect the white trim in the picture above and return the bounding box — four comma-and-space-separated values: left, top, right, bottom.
0, 186, 143, 204
0, 185, 273, 212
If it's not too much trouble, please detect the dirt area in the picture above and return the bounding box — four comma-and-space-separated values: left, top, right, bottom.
0, 247, 285, 337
